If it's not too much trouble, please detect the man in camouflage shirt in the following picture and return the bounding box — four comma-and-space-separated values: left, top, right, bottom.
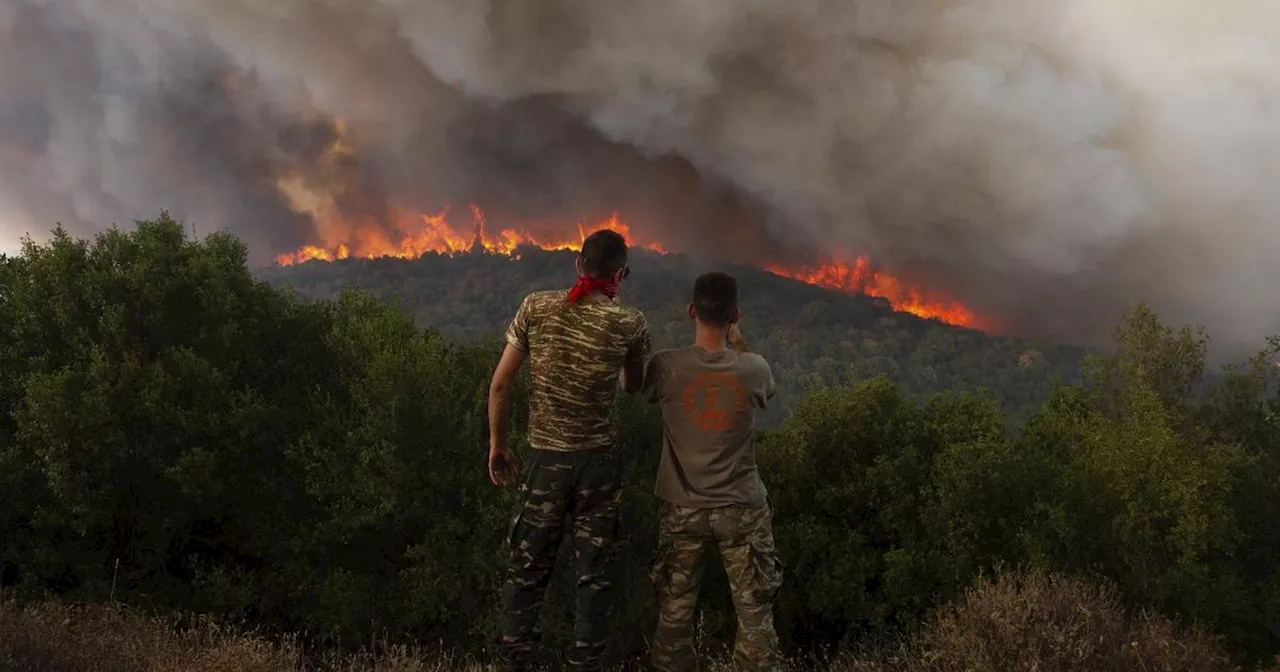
641, 272, 784, 671
487, 229, 651, 671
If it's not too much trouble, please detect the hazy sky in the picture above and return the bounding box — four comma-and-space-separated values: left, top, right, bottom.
2, 0, 1280, 354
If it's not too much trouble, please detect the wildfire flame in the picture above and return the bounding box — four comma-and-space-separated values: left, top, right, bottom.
275, 204, 665, 266
276, 205, 983, 329
764, 259, 982, 329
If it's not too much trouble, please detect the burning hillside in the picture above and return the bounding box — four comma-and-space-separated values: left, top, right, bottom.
275, 207, 985, 330
6, 1, 1280, 351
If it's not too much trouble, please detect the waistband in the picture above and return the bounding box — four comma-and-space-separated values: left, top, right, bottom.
529, 444, 616, 456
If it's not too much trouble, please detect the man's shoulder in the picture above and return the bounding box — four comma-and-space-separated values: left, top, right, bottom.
648, 347, 683, 363
610, 302, 648, 324
516, 290, 571, 321
588, 300, 648, 338
735, 351, 773, 375
522, 289, 567, 309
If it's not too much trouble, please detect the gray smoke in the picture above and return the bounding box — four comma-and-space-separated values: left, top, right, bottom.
2, 0, 1279, 352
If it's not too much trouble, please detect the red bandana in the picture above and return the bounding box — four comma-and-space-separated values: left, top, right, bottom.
566, 275, 619, 303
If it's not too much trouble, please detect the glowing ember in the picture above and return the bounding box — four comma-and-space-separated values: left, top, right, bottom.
276, 206, 982, 329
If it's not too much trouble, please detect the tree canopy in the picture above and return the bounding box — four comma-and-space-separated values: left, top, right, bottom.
3, 215, 1279, 667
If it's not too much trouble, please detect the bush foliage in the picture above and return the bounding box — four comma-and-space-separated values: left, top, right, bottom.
2, 215, 1279, 668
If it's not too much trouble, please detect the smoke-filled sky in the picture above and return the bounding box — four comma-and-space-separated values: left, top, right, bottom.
2, 0, 1279, 352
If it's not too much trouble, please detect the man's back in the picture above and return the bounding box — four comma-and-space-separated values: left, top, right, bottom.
645, 346, 776, 508
507, 289, 649, 452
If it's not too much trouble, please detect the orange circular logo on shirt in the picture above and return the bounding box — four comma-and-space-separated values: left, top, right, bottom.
680, 371, 749, 433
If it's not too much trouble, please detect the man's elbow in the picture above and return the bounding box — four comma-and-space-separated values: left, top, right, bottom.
489, 375, 514, 399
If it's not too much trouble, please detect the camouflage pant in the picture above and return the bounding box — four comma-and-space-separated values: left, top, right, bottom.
650, 501, 784, 672
497, 446, 624, 671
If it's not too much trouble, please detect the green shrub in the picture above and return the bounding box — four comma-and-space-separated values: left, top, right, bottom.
2, 217, 1280, 666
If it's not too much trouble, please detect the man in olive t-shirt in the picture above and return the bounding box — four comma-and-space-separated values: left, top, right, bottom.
641, 271, 784, 672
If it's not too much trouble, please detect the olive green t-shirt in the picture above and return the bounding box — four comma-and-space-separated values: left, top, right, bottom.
505, 289, 650, 452
642, 346, 776, 508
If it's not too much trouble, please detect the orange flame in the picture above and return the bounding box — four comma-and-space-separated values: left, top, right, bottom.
276, 205, 983, 329
763, 258, 982, 329
275, 205, 664, 266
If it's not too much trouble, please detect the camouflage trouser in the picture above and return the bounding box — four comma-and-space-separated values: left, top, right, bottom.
496, 446, 624, 671
650, 501, 784, 672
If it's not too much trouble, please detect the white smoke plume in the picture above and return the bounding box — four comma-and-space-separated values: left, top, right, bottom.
2, 0, 1279, 351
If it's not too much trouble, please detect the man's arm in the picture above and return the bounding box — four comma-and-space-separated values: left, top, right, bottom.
621, 355, 644, 394
639, 353, 664, 403
620, 317, 652, 394
762, 359, 777, 403
728, 323, 751, 353
732, 322, 776, 406
489, 295, 532, 486
488, 343, 526, 486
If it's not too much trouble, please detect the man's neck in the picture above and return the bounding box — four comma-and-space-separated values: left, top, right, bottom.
694, 323, 729, 352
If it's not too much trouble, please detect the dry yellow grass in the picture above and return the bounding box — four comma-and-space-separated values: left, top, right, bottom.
4, 569, 1273, 672
0, 599, 488, 672
0, 597, 809, 671
841, 569, 1256, 672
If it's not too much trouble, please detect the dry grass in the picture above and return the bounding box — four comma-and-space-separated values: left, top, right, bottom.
836, 568, 1259, 672
0, 599, 486, 672
0, 598, 761, 672
4, 570, 1273, 671
0, 597, 803, 671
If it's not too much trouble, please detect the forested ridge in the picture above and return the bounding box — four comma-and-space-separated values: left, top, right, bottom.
2, 215, 1279, 669
258, 247, 1088, 425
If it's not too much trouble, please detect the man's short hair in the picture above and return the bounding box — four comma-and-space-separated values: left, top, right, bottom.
579, 230, 629, 278
693, 272, 738, 326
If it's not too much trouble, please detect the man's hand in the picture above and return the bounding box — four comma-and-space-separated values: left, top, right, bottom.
728, 323, 750, 352
488, 445, 522, 487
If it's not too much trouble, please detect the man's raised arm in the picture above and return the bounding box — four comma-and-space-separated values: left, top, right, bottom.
728, 322, 751, 353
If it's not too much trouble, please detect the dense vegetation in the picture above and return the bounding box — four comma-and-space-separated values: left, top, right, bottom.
257, 247, 1088, 426
2, 215, 1279, 669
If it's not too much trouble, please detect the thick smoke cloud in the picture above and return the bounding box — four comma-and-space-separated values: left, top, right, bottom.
2, 0, 1279, 352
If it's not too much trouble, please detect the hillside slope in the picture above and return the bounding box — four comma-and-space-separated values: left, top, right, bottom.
258, 248, 1087, 424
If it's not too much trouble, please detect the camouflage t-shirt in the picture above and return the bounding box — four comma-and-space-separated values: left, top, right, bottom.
505, 289, 651, 452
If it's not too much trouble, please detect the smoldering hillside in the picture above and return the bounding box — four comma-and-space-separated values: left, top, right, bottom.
2, 0, 1279, 353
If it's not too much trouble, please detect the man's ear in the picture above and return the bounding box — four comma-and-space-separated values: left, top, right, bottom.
575, 255, 584, 276
613, 266, 626, 282
687, 303, 697, 320
729, 307, 741, 324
